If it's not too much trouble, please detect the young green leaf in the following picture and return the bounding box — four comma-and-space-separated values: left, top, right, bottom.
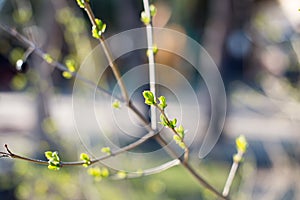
88, 167, 101, 177
235, 135, 248, 153
48, 164, 60, 170
44, 151, 53, 160
43, 54, 53, 64
149, 4, 157, 17
45, 151, 61, 170
92, 26, 100, 39
173, 135, 181, 143
175, 125, 185, 139
169, 118, 177, 129
52, 152, 60, 161
62, 71, 73, 79
101, 147, 111, 155
80, 153, 91, 167
117, 171, 127, 179
173, 135, 186, 149
146, 44, 158, 57
159, 114, 169, 127
140, 11, 150, 25
152, 44, 158, 54
142, 90, 156, 105
178, 142, 186, 149
95, 18, 106, 33
158, 96, 167, 110
101, 167, 110, 178
65, 59, 76, 72
76, 0, 85, 8
76, 0, 89, 8
112, 100, 121, 109
92, 18, 106, 39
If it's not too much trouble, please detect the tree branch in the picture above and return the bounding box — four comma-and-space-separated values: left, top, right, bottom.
84, 2, 130, 104
142, 0, 157, 130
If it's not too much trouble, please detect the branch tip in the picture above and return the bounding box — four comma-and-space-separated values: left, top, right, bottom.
4, 144, 13, 154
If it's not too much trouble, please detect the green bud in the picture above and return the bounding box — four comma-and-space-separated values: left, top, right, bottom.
65, 59, 76, 72
76, 0, 85, 8
52, 152, 60, 161
117, 171, 127, 179
47, 164, 60, 170
95, 19, 106, 32
92, 26, 100, 39
112, 100, 121, 109
152, 44, 158, 54
44, 151, 53, 160
173, 135, 186, 149
88, 167, 101, 177
62, 71, 72, 79
149, 4, 157, 17
169, 118, 177, 129
80, 153, 91, 167
141, 11, 150, 25
158, 96, 167, 110
159, 114, 169, 127
235, 135, 248, 153
101, 147, 111, 155
175, 125, 185, 139
92, 18, 106, 39
178, 142, 186, 149
101, 167, 110, 178
45, 151, 61, 170
43, 54, 53, 64
142, 90, 156, 105
146, 44, 158, 57
173, 135, 181, 142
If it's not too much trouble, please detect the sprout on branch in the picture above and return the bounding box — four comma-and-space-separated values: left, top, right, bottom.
112, 100, 121, 109
101, 147, 111, 155
143, 90, 156, 105
80, 153, 91, 167
158, 95, 167, 110
45, 151, 61, 170
76, 0, 89, 8
92, 18, 106, 39
62, 59, 76, 79
149, 4, 157, 17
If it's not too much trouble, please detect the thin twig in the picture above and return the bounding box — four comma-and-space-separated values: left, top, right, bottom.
65, 130, 157, 166
1, 144, 48, 165
0, 130, 156, 167
84, 2, 130, 104
184, 162, 229, 200
0, 24, 121, 102
155, 105, 190, 163
154, 134, 227, 200
222, 151, 243, 197
111, 159, 180, 180
142, 0, 157, 130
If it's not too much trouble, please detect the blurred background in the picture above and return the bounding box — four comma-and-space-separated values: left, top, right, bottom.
1, 0, 300, 199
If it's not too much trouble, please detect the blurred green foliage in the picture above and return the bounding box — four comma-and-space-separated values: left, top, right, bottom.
0, 159, 239, 200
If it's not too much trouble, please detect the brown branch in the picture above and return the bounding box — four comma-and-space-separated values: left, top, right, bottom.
84, 2, 130, 104
0, 129, 156, 167
0, 23, 121, 102
155, 105, 190, 163
1, 144, 48, 165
